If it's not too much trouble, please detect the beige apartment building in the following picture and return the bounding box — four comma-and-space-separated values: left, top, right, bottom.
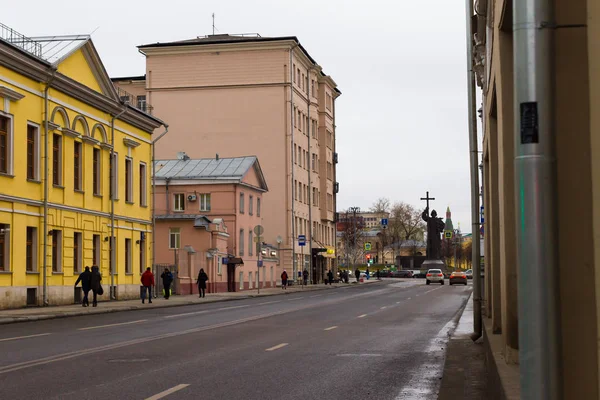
475, 0, 600, 398
113, 34, 340, 281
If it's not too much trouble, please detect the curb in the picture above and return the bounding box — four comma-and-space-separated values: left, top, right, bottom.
0, 280, 383, 325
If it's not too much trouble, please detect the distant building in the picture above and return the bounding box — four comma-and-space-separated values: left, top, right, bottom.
153, 155, 278, 293
113, 33, 341, 280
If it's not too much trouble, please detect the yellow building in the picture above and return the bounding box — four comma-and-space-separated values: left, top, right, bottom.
0, 26, 166, 308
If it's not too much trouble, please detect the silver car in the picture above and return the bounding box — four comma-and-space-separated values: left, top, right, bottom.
426, 269, 444, 285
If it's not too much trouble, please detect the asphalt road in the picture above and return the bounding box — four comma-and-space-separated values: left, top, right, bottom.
0, 279, 472, 400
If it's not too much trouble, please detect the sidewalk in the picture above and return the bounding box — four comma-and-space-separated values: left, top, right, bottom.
438, 293, 489, 400
0, 280, 380, 325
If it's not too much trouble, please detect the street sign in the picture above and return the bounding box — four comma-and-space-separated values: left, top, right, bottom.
381, 218, 388, 226
253, 225, 264, 236
298, 235, 306, 246
480, 206, 484, 224
257, 260, 263, 267
364, 242, 372, 251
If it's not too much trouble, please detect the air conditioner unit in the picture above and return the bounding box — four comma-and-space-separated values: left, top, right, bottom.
188, 194, 197, 202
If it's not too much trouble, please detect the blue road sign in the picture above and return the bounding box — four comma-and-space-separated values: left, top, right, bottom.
298, 235, 306, 246
257, 260, 263, 267
381, 218, 388, 226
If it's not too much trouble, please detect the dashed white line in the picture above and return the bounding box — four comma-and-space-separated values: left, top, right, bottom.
396, 301, 401, 304
0, 333, 51, 342
407, 297, 412, 300
324, 326, 338, 331
78, 320, 147, 331
380, 306, 387, 310
145, 384, 190, 400
288, 297, 303, 301
257, 300, 281, 305
310, 294, 323, 298
357, 314, 368, 318
266, 343, 289, 351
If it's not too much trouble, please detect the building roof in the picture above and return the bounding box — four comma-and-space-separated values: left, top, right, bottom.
138, 34, 340, 94
154, 156, 268, 191
111, 75, 146, 82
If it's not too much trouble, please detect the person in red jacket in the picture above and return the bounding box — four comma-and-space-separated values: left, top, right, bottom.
141, 267, 155, 304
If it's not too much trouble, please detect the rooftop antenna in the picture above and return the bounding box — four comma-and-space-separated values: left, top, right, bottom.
212, 13, 215, 35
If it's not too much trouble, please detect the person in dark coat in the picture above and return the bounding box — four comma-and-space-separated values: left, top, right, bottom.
281, 270, 288, 289
302, 269, 309, 286
355, 268, 360, 282
196, 268, 208, 298
160, 267, 174, 299
90, 266, 102, 307
327, 270, 334, 285
75, 266, 92, 307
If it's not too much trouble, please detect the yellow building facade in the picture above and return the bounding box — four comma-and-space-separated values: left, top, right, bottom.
0, 29, 165, 308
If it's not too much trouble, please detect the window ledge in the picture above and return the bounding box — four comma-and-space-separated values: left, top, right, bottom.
173, 210, 185, 213
26, 271, 40, 274
74, 189, 85, 194
27, 179, 41, 184
0, 271, 12, 274
140, 204, 148, 208
125, 273, 134, 276
0, 173, 15, 178
126, 201, 135, 205
52, 272, 64, 275
93, 193, 103, 198
53, 184, 65, 189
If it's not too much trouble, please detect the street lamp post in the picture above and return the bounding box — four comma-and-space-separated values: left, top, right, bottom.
349, 207, 360, 274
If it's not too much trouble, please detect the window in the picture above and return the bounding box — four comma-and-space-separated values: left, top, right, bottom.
249, 195, 254, 215
217, 256, 222, 275
174, 193, 185, 212
294, 144, 297, 164
327, 131, 333, 148
73, 232, 82, 274
139, 238, 146, 274
26, 227, 37, 272
139, 163, 147, 206
239, 229, 244, 256
111, 152, 118, 199
297, 147, 302, 166
199, 194, 211, 211
305, 185, 308, 204
0, 115, 11, 174
297, 68, 300, 84
125, 158, 133, 202
125, 238, 132, 274
93, 234, 100, 267
312, 153, 317, 172
293, 64, 296, 83
0, 224, 9, 271
74, 141, 82, 191
52, 134, 62, 185
257, 198, 261, 217
249, 230, 253, 256
311, 79, 315, 95
137, 95, 147, 112
293, 107, 297, 128
294, 180, 298, 200
27, 124, 39, 180
169, 228, 180, 249
327, 162, 333, 180
239, 193, 245, 213
305, 151, 309, 169
93, 148, 101, 195
327, 194, 333, 211
51, 230, 62, 272
313, 187, 318, 206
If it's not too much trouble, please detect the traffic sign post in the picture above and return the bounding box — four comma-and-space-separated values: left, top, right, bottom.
364, 242, 372, 251
381, 218, 388, 226
298, 235, 306, 288
254, 225, 264, 294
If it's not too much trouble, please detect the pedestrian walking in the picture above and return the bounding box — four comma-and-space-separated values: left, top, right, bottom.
75, 266, 92, 307
376, 269, 381, 280
160, 267, 174, 299
281, 270, 288, 289
327, 270, 334, 285
355, 268, 360, 282
90, 265, 102, 307
303, 269, 309, 286
345, 270, 349, 284
197, 268, 208, 298
141, 267, 155, 304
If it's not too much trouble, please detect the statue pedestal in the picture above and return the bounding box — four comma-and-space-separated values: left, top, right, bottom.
421, 259, 446, 272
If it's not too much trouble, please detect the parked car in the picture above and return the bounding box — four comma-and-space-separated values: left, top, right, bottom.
391, 270, 413, 278
413, 271, 427, 279
449, 271, 468, 285
426, 269, 444, 285
465, 269, 473, 279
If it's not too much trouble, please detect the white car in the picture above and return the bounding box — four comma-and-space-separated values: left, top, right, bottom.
465, 269, 473, 279
426, 269, 444, 285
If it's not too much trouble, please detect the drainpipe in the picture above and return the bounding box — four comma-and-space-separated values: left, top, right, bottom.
42, 68, 57, 306
110, 107, 126, 300
514, 0, 561, 398
307, 66, 313, 285
289, 43, 299, 280
152, 124, 168, 297
465, 0, 482, 341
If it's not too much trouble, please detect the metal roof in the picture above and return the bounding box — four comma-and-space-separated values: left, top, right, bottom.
154, 156, 259, 182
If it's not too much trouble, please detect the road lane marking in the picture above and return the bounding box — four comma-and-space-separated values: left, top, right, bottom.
380, 306, 387, 310
257, 300, 281, 305
266, 343, 289, 351
396, 301, 401, 304
357, 314, 368, 318
407, 297, 412, 300
324, 326, 338, 331
145, 384, 190, 400
310, 294, 323, 298
287, 297, 303, 301
424, 288, 441, 295
78, 320, 147, 331
216, 305, 251, 311
338, 353, 382, 357
0, 333, 51, 342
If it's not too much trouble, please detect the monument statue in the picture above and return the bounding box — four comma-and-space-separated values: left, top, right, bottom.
422, 207, 445, 260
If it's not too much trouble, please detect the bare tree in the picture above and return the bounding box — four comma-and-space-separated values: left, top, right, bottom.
338, 211, 367, 269
370, 197, 391, 214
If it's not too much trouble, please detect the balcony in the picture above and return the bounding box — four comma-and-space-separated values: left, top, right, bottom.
116, 86, 154, 115
333, 152, 338, 164
334, 182, 339, 194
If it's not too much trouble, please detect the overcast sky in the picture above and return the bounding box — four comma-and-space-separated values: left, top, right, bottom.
4, 0, 478, 232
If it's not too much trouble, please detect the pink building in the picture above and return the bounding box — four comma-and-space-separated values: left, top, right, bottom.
113, 34, 340, 283
154, 154, 278, 293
